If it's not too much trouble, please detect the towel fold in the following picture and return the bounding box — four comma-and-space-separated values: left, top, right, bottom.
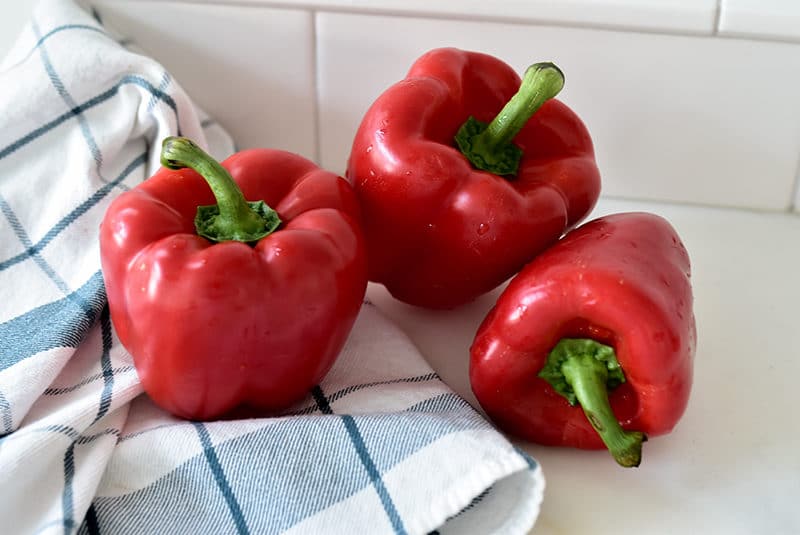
0, 1, 544, 533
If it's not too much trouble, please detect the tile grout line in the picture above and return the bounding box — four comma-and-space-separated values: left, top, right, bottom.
787, 150, 800, 212
310, 9, 322, 165
165, 0, 719, 39
160, 0, 800, 44
713, 0, 723, 35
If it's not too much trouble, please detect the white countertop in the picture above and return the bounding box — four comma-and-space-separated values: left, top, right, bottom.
367, 197, 800, 535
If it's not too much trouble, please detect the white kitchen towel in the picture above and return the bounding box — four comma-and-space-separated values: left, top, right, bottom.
0, 1, 544, 534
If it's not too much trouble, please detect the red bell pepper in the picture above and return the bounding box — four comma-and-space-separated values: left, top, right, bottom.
100, 137, 367, 420
470, 212, 696, 467
346, 47, 601, 309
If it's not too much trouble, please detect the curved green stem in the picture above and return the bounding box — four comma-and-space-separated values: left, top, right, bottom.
538, 338, 646, 468
455, 62, 564, 176
161, 136, 280, 243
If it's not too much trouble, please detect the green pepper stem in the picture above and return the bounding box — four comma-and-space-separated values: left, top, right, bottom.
481, 62, 564, 150
538, 338, 645, 468
561, 355, 645, 467
454, 62, 564, 176
160, 136, 280, 243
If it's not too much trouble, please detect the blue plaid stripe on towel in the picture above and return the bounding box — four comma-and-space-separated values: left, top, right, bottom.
0, 1, 544, 533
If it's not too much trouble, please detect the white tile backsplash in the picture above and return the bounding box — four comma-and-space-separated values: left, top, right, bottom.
91, 1, 317, 158
5, 1, 800, 212
317, 12, 800, 211
155, 0, 719, 35
718, 0, 800, 42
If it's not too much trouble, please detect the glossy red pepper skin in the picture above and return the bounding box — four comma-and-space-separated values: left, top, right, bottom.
100, 148, 367, 421
470, 212, 696, 449
346, 47, 600, 309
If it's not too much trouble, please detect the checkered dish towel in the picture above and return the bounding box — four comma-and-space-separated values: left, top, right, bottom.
0, 1, 544, 533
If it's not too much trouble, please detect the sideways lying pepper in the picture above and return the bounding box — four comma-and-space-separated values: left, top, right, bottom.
347, 47, 601, 309
470, 212, 696, 467
100, 137, 367, 420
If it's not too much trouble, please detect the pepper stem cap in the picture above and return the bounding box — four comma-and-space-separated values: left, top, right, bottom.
455, 62, 564, 176
161, 136, 281, 243
538, 338, 646, 468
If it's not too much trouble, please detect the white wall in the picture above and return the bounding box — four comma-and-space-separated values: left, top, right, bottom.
5, 0, 800, 212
